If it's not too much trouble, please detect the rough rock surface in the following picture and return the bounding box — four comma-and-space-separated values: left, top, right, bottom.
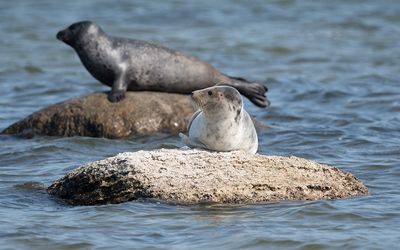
48, 149, 368, 205
1, 92, 195, 138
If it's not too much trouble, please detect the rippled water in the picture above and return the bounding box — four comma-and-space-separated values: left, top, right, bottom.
1, 0, 399, 249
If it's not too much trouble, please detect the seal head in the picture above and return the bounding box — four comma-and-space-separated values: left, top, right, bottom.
191, 85, 242, 120
180, 86, 258, 154
57, 21, 95, 47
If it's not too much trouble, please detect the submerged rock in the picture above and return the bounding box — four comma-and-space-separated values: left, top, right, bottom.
48, 149, 368, 205
1, 92, 195, 138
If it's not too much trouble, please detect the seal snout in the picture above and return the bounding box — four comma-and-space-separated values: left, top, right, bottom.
56, 30, 65, 40
190, 91, 203, 108
56, 29, 70, 42
190, 90, 200, 101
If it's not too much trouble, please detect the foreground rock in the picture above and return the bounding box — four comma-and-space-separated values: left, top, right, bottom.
1, 92, 195, 138
48, 149, 368, 205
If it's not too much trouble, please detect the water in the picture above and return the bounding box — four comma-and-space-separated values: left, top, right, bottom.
1, 0, 399, 249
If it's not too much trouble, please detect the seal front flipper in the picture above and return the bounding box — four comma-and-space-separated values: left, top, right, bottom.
179, 133, 191, 146
108, 72, 128, 103
187, 110, 201, 131
108, 90, 126, 102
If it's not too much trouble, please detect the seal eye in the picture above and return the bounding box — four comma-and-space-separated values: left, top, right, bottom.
208, 91, 212, 96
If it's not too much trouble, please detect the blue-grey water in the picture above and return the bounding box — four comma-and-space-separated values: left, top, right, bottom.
1, 0, 399, 249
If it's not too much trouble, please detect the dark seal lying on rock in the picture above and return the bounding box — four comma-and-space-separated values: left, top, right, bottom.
56, 21, 269, 107
47, 149, 369, 205
1, 92, 195, 138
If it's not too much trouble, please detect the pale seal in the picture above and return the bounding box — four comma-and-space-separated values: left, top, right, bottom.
56, 21, 269, 107
179, 86, 258, 154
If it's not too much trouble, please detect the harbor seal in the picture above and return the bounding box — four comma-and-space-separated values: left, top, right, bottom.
56, 21, 269, 107
179, 86, 258, 154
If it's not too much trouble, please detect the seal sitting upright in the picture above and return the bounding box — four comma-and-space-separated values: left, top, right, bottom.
56, 21, 269, 107
179, 86, 258, 154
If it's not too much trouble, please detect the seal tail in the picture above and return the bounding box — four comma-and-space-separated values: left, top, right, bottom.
221, 76, 270, 108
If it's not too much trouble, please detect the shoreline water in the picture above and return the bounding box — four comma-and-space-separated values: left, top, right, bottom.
1, 0, 399, 249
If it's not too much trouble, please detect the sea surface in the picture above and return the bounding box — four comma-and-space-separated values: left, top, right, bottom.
1, 0, 399, 249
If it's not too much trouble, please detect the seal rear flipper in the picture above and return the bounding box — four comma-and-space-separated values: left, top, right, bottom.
222, 76, 270, 108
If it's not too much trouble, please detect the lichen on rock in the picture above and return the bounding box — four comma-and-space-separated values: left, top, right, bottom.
47, 149, 369, 205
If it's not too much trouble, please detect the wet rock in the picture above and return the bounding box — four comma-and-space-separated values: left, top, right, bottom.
1, 92, 195, 138
48, 149, 369, 205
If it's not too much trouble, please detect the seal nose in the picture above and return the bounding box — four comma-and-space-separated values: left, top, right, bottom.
56, 30, 67, 41
190, 92, 194, 97
56, 31, 63, 40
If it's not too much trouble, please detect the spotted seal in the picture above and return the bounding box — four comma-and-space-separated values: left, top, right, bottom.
56, 21, 269, 107
179, 86, 258, 154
